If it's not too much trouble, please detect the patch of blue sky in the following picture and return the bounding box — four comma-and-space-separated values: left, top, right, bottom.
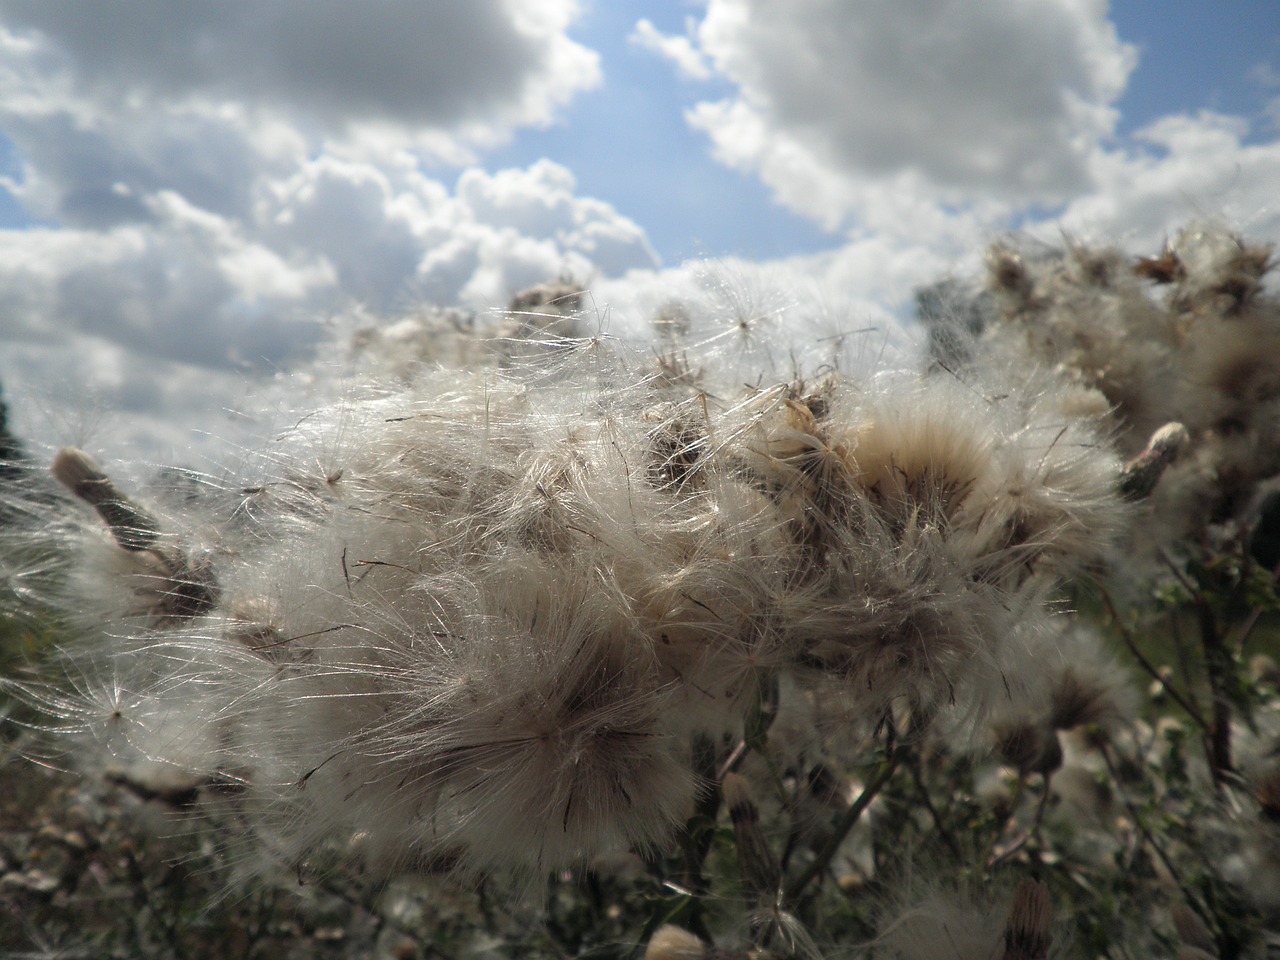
483, 1, 841, 265
1110, 0, 1279, 144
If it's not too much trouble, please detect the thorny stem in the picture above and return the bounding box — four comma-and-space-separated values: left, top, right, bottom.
722, 674, 786, 791
631, 738, 723, 954
1030, 773, 1054, 839
989, 776, 1055, 869
1230, 603, 1266, 651
310, 872, 436, 955
783, 750, 898, 901
1234, 558, 1280, 649
1099, 740, 1232, 956
1169, 609, 1206, 724
1159, 546, 1199, 596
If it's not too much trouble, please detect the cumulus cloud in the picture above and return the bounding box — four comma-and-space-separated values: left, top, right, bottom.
0, 0, 602, 229
1061, 111, 1280, 245
255, 156, 656, 312
0, 154, 659, 365
452, 161, 656, 276
630, 0, 1280, 298
0, 335, 271, 461
0, 3, 664, 458
0, 1, 651, 324
0, 1, 600, 143
0, 197, 333, 367
651, 0, 1136, 230
0, 153, 658, 455
1, 0, 1277, 468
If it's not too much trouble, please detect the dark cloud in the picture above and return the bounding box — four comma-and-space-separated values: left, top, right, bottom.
0, 0, 598, 131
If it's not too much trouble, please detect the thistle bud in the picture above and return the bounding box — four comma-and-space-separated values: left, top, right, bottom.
643, 925, 745, 960
50, 446, 219, 623
1002, 878, 1053, 960
51, 447, 161, 552
644, 926, 708, 960
1170, 902, 1216, 956
1119, 422, 1188, 501
995, 723, 1063, 777
722, 772, 781, 901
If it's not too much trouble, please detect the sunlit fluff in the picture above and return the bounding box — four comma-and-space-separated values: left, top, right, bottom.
11, 305, 1128, 883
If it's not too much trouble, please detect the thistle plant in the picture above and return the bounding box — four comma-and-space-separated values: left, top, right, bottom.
2, 229, 1280, 958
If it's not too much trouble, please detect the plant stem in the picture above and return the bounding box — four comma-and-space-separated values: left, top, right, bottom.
1196, 600, 1234, 786
783, 751, 897, 901
1099, 587, 1208, 732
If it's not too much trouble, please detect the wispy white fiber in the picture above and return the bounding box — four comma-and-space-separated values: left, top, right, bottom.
5, 280, 1130, 884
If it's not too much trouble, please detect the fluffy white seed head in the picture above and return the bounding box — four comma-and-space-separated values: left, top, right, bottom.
10, 289, 1133, 885
981, 225, 1280, 569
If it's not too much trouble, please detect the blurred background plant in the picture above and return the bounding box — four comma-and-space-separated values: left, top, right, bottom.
3, 227, 1280, 959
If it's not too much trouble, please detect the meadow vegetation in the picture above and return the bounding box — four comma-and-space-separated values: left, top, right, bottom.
3, 225, 1280, 959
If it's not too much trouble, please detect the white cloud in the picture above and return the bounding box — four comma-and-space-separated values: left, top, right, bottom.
1057, 111, 1280, 246
0, 335, 269, 461
1, 0, 1277, 473
255, 157, 656, 312
0, 32, 307, 227
633, 0, 1280, 315
0, 0, 603, 229
671, 0, 1136, 230
0, 151, 659, 457
629, 18, 712, 82
0, 2, 651, 326
452, 161, 657, 278
0, 200, 335, 370
0, 4, 669, 458
0, 1, 599, 144
255, 156, 428, 311
419, 162, 658, 309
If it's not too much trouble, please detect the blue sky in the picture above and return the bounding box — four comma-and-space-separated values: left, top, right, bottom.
1109, 0, 1279, 140
484, 2, 838, 264
488, 0, 1280, 265
0, 1, 1275, 457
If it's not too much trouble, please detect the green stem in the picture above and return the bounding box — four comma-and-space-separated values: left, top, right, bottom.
1196, 599, 1234, 786
783, 752, 897, 901
1099, 587, 1208, 732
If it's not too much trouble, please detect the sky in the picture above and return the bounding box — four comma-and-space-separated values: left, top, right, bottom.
0, 0, 1277, 463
